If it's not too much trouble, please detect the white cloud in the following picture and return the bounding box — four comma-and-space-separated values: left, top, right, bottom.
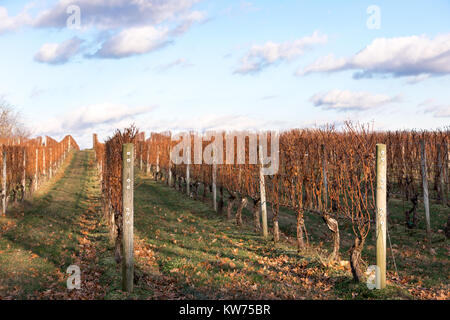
35, 103, 156, 140
0, 6, 32, 34
2, 1, 206, 60
34, 37, 84, 64
234, 31, 328, 74
418, 99, 450, 118
404, 74, 431, 84
298, 34, 450, 80
171, 10, 207, 35
33, 0, 202, 29
156, 58, 193, 72
93, 26, 170, 58
310, 89, 401, 111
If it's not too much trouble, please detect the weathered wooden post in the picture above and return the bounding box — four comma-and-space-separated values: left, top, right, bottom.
2, 150, 7, 216
212, 161, 217, 212
376, 143, 387, 289
420, 140, 431, 238
258, 144, 268, 238
122, 143, 134, 293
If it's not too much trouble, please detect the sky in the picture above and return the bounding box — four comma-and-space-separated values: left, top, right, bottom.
0, 0, 449, 149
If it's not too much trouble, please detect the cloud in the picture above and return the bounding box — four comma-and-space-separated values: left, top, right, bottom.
33, 0, 202, 30
92, 26, 170, 59
418, 99, 450, 118
424, 105, 450, 118
35, 103, 156, 136
34, 37, 84, 64
310, 89, 401, 111
404, 74, 431, 84
155, 58, 193, 72
298, 34, 450, 80
170, 10, 207, 35
133, 114, 292, 134
29, 87, 44, 99
2, 1, 206, 61
0, 6, 32, 34
234, 31, 328, 74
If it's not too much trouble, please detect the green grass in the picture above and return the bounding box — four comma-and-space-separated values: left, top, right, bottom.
0, 150, 110, 299
1, 152, 448, 300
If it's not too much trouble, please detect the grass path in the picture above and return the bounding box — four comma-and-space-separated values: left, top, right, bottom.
0, 150, 109, 299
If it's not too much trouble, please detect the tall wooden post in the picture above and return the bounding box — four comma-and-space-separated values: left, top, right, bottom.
2, 150, 7, 216
376, 144, 387, 289
259, 144, 268, 238
212, 162, 217, 212
420, 140, 431, 238
122, 143, 134, 293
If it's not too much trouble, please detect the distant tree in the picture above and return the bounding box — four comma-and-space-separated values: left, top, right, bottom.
0, 98, 30, 139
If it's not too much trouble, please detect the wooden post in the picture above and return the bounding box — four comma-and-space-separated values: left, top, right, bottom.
376, 144, 387, 289
2, 150, 7, 216
420, 140, 431, 238
122, 143, 134, 293
212, 162, 217, 212
35, 149, 38, 191
259, 144, 268, 238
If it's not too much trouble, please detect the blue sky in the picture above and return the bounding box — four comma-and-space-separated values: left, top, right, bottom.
0, 0, 449, 148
